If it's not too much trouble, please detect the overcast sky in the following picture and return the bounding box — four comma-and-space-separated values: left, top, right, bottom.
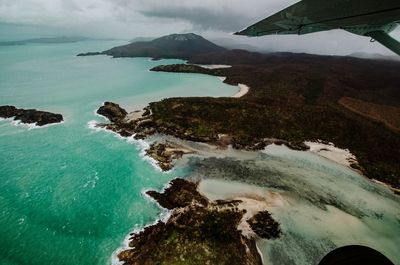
1, 0, 399, 55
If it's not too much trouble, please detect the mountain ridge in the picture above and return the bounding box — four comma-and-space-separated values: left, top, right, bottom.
78, 33, 226, 60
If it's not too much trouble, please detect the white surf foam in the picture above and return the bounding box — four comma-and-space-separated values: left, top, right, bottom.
8, 119, 65, 130
86, 120, 166, 172
110, 203, 172, 265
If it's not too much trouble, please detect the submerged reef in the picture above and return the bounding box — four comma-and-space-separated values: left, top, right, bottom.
118, 178, 281, 265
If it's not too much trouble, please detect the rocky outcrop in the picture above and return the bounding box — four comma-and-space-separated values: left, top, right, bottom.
77, 52, 103, 56
247, 211, 282, 239
146, 178, 208, 210
118, 178, 279, 265
146, 142, 194, 171
151, 64, 215, 75
94, 102, 309, 171
0, 105, 63, 126
97, 102, 127, 122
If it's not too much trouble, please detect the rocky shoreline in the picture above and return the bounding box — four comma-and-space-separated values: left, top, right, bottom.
95, 102, 197, 171
146, 141, 194, 171
94, 102, 311, 171
0, 105, 63, 126
144, 61, 400, 190
118, 178, 281, 265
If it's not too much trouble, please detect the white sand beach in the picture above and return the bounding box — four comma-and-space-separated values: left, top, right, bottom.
304, 141, 358, 168
198, 64, 232, 69
232, 84, 250, 98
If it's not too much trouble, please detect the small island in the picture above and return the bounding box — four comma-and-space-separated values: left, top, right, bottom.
118, 178, 281, 265
0, 36, 89, 46
0, 105, 63, 126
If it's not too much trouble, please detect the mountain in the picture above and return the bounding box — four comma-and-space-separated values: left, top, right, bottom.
78, 33, 226, 60
210, 37, 271, 53
0, 36, 90, 46
128, 37, 155, 43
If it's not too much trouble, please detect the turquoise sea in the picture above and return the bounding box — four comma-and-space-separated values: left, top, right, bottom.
1, 40, 400, 265
0, 40, 238, 265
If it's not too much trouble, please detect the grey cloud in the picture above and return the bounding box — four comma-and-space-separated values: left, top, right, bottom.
0, 0, 399, 56
140, 7, 254, 32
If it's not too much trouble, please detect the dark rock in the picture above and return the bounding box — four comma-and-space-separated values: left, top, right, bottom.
76, 52, 103, 56
0, 105, 19, 118
97, 102, 127, 122
118, 130, 133, 137
0, 105, 63, 126
286, 141, 310, 151
247, 211, 281, 239
145, 142, 192, 171
151, 64, 213, 75
146, 178, 208, 210
142, 107, 151, 116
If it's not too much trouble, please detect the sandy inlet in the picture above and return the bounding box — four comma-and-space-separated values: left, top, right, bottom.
198, 179, 285, 238
232, 84, 250, 98
197, 64, 232, 69
304, 141, 358, 168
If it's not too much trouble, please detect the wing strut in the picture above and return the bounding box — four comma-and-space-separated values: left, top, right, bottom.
366, 31, 400, 55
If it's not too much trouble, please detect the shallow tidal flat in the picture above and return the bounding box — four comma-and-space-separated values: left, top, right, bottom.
185, 145, 400, 265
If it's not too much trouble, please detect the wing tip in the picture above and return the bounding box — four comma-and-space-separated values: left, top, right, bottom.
234, 28, 249, 36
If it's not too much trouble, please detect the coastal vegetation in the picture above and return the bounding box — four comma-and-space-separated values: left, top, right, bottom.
91, 35, 400, 188
76, 33, 400, 264
147, 56, 400, 189
118, 179, 280, 265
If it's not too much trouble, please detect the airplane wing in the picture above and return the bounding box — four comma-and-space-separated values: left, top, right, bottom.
235, 0, 400, 37
235, 1, 330, 36
235, 0, 400, 55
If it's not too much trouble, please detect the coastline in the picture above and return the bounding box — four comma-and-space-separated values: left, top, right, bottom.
115, 178, 281, 265
92, 104, 400, 264
232, 83, 250, 98
111, 139, 400, 264
81, 56, 400, 263
0, 117, 65, 130
304, 141, 400, 193
197, 64, 232, 69
87, 119, 166, 172
304, 141, 359, 169
146, 62, 400, 189
91, 99, 400, 194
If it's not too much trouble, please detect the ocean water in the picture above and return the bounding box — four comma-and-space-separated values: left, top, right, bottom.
0, 40, 238, 265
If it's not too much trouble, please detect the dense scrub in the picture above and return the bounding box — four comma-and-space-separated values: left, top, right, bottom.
149, 54, 400, 188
